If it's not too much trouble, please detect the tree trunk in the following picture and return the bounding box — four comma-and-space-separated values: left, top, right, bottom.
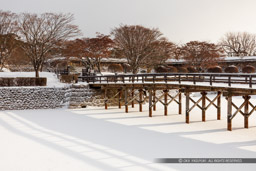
40, 64, 43, 72
35, 69, 40, 78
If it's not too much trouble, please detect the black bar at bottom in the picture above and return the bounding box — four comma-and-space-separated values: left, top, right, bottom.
155, 158, 256, 164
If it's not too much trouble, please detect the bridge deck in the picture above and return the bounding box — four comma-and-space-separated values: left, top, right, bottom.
89, 82, 256, 95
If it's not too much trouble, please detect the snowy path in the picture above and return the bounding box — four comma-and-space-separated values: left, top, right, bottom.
1, 95, 256, 171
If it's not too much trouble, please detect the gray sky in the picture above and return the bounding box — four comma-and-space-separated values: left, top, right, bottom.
1, 0, 256, 44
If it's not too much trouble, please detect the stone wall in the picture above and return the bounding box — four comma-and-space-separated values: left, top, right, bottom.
0, 87, 68, 110
0, 84, 108, 110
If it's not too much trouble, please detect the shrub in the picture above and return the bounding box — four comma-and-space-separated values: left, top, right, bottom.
122, 63, 132, 73
177, 67, 188, 73
167, 66, 178, 73
242, 65, 255, 73
207, 66, 222, 73
155, 66, 168, 73
108, 64, 123, 73
60, 75, 78, 83
187, 67, 197, 73
224, 65, 239, 73
0, 77, 47, 86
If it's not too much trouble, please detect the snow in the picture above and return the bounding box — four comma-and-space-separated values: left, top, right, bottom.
1, 95, 256, 171
166, 56, 256, 64
47, 57, 128, 63
0, 72, 69, 88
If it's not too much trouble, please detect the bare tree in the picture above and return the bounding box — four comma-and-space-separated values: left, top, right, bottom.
0, 10, 18, 70
182, 41, 223, 72
17, 12, 81, 77
219, 32, 256, 57
112, 25, 173, 73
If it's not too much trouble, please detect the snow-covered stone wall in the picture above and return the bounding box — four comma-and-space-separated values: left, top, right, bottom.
0, 87, 68, 110
0, 84, 107, 110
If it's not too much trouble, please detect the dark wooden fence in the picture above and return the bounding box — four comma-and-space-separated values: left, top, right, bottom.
78, 73, 256, 88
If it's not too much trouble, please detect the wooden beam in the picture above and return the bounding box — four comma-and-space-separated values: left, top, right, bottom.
179, 90, 182, 114
243, 95, 250, 128
201, 91, 207, 122
164, 90, 168, 116
125, 88, 128, 113
119, 88, 122, 109
139, 89, 143, 112
153, 90, 156, 111
227, 95, 232, 131
217, 91, 221, 120
104, 88, 108, 110
149, 89, 152, 117
186, 91, 190, 124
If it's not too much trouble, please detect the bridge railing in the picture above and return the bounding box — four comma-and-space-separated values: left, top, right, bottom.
78, 73, 256, 88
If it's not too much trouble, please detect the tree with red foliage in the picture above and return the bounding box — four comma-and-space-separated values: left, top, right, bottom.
63, 34, 114, 73
0, 10, 18, 70
84, 34, 114, 73
182, 41, 223, 72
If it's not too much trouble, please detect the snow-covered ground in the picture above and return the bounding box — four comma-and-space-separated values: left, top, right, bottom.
1, 94, 256, 171
0, 72, 69, 88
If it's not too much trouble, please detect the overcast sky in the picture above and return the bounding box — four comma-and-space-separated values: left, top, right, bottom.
1, 0, 256, 44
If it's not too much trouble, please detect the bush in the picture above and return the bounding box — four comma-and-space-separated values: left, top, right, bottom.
140, 69, 147, 73
0, 77, 47, 86
167, 66, 178, 73
242, 65, 255, 73
155, 66, 168, 73
108, 64, 123, 73
207, 66, 222, 73
60, 75, 78, 83
224, 65, 239, 73
122, 63, 132, 73
177, 67, 188, 73
187, 67, 197, 73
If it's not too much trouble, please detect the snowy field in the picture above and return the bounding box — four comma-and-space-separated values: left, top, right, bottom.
1, 94, 256, 171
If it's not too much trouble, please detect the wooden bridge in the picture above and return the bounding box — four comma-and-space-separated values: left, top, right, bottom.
79, 73, 256, 131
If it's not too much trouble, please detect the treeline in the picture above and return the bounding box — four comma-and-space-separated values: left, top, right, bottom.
1, 10, 256, 76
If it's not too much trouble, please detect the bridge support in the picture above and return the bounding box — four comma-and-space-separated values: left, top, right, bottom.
149, 89, 152, 117
104, 88, 108, 110
139, 89, 143, 112
225, 94, 256, 131
153, 90, 156, 111
125, 88, 128, 113
149, 89, 181, 117
185, 91, 222, 123
118, 88, 122, 109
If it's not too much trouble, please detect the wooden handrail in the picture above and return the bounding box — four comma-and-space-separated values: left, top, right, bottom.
78, 73, 256, 88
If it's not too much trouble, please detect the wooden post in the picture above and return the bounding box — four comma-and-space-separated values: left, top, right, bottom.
125, 88, 128, 113
139, 89, 143, 112
244, 95, 250, 128
149, 89, 152, 117
217, 91, 221, 120
131, 89, 134, 108
104, 88, 108, 110
178, 90, 182, 114
186, 91, 190, 124
164, 90, 168, 116
227, 95, 232, 131
118, 88, 122, 109
201, 91, 207, 122
153, 90, 156, 111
